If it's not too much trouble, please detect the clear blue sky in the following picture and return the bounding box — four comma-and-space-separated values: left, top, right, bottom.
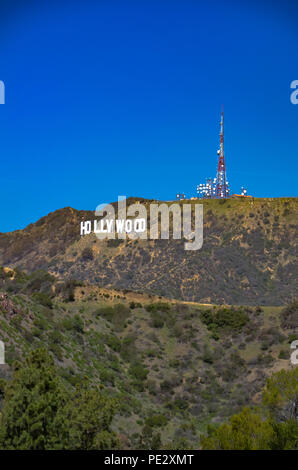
0, 0, 297, 232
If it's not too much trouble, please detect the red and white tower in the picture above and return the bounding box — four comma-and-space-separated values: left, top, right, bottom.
215, 107, 229, 198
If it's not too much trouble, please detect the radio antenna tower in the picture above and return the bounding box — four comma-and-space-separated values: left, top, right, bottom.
215, 106, 229, 198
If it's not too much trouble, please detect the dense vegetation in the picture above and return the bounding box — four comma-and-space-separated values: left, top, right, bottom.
0, 349, 118, 449
201, 367, 298, 450
0, 349, 296, 449
0, 267, 297, 449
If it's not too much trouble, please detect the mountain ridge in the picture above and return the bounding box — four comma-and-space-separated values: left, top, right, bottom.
0, 197, 297, 306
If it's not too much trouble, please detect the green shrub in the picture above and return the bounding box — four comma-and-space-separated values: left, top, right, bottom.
145, 302, 171, 313
173, 398, 188, 411
48, 329, 63, 345
106, 239, 123, 248
95, 303, 130, 331
23, 329, 34, 344
60, 315, 84, 334
99, 368, 115, 385
145, 414, 168, 428
72, 315, 84, 333
33, 317, 47, 331
280, 301, 298, 330
32, 327, 43, 338
94, 306, 114, 318
129, 362, 149, 381
150, 312, 164, 328
48, 342, 63, 360
288, 333, 298, 343
200, 307, 249, 332
129, 301, 142, 309
105, 334, 121, 352
60, 317, 73, 331
278, 350, 288, 359
120, 336, 137, 362
202, 348, 213, 364
31, 292, 53, 309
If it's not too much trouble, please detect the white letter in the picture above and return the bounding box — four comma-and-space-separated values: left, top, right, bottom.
125, 219, 132, 232
117, 196, 127, 239
116, 219, 125, 233
94, 220, 102, 233
106, 219, 114, 233
80, 221, 91, 235
134, 218, 146, 233
95, 203, 115, 239
127, 202, 148, 239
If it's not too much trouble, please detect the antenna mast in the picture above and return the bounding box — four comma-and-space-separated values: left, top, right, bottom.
215, 106, 229, 198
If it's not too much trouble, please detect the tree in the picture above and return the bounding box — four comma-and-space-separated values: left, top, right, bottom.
270, 419, 298, 450
262, 367, 298, 422
138, 424, 162, 450
200, 369, 298, 450
0, 349, 119, 450
200, 408, 275, 450
0, 349, 69, 449
66, 382, 119, 450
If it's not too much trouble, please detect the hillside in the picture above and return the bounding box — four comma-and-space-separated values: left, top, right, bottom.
0, 197, 297, 306
0, 267, 297, 448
